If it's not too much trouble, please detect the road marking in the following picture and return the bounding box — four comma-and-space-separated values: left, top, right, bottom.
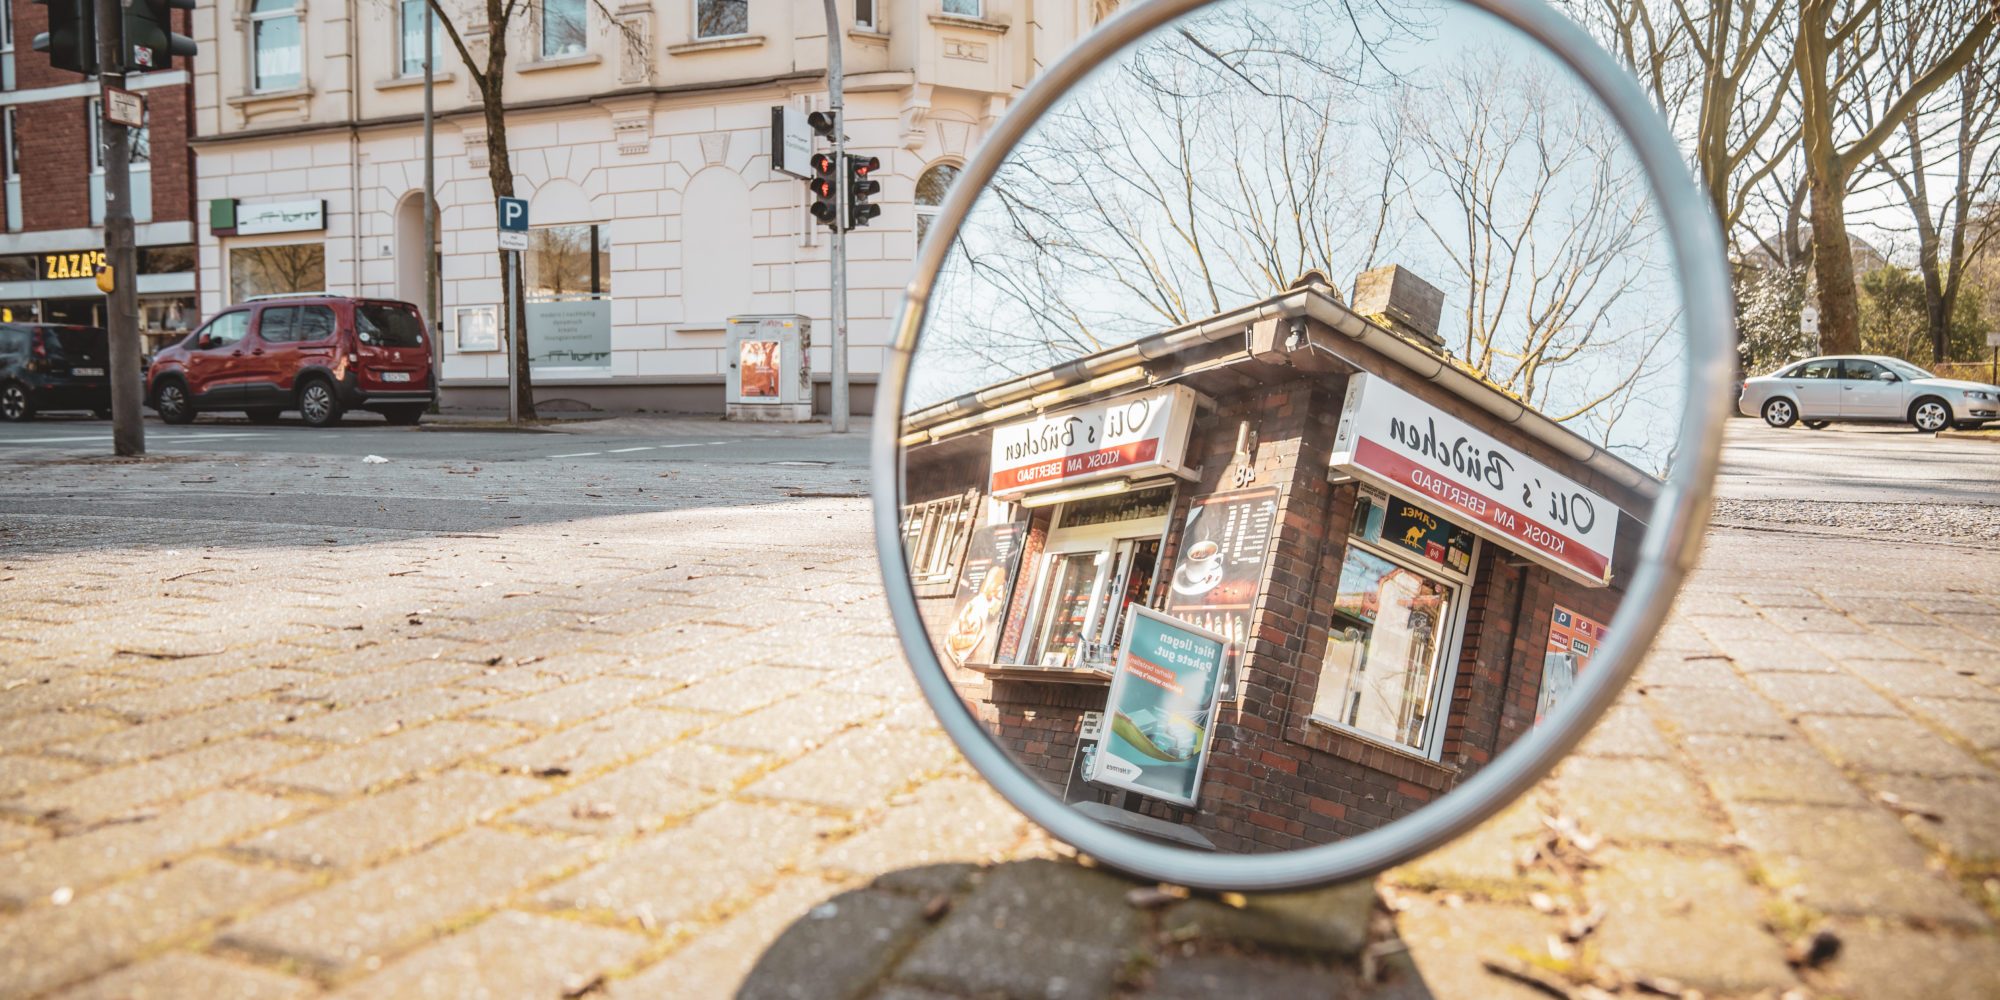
607, 446, 654, 453
549, 451, 601, 458
0, 434, 119, 446
0, 431, 272, 447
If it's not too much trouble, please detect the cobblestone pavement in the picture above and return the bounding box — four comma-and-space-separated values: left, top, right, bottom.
3, 422, 1998, 999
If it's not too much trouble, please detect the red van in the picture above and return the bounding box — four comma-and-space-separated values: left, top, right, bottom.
146, 295, 436, 427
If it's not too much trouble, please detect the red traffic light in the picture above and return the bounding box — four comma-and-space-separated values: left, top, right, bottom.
850, 156, 880, 176
810, 153, 836, 176
808, 178, 835, 198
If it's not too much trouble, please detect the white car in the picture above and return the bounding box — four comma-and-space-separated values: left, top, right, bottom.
1737, 355, 2000, 432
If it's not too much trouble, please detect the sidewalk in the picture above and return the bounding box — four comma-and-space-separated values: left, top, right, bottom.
1, 450, 1995, 999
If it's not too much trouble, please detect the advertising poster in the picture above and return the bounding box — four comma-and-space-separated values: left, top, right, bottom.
941, 520, 1029, 666
1536, 604, 1608, 724
454, 305, 501, 353
739, 340, 781, 398
1162, 485, 1278, 702
1062, 711, 1104, 804
1088, 605, 1228, 807
1381, 498, 1475, 575
526, 299, 612, 369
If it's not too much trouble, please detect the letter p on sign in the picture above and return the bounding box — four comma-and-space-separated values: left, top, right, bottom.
497, 197, 529, 251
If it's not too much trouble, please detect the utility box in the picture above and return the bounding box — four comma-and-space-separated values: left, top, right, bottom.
725, 314, 813, 422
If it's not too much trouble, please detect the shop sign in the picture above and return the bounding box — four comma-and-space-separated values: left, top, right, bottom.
233, 199, 328, 236
1088, 605, 1228, 807
38, 250, 108, 281
1331, 374, 1618, 586
526, 299, 612, 369
1162, 485, 1279, 703
942, 519, 1029, 667
1536, 604, 1607, 724
988, 386, 1196, 498
1378, 493, 1475, 575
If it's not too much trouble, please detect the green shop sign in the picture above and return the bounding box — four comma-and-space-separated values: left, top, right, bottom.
1088, 605, 1228, 807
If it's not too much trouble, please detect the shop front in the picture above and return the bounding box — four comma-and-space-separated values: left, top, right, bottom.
0, 246, 199, 352
901, 273, 1654, 853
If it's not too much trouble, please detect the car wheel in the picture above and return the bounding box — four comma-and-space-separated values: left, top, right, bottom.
1909, 397, 1951, 433
246, 408, 284, 424
382, 405, 425, 426
1803, 419, 1830, 430
154, 381, 196, 424
0, 382, 33, 422
298, 379, 343, 428
1762, 397, 1798, 428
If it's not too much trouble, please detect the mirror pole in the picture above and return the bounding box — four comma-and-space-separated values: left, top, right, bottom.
825, 0, 851, 434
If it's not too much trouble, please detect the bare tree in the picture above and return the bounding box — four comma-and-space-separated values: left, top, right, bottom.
1865, 28, 2000, 361
425, 0, 642, 419
1793, 0, 1998, 355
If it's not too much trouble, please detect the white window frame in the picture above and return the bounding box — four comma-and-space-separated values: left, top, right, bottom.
939, 0, 981, 18
249, 0, 303, 93
539, 0, 589, 58
853, 0, 876, 31
694, 0, 751, 39
900, 490, 978, 588
397, 0, 440, 78
2, 108, 18, 233
1014, 495, 1172, 669
1307, 494, 1478, 763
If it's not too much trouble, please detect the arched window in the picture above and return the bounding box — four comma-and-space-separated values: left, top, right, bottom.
915, 163, 961, 245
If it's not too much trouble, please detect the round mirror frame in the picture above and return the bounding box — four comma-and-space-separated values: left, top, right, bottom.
872, 0, 1736, 890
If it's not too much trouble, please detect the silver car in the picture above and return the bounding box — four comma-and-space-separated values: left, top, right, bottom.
1737, 355, 2000, 432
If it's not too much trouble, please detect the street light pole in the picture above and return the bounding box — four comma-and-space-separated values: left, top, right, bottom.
822, 0, 849, 434
95, 0, 142, 456
424, 7, 438, 375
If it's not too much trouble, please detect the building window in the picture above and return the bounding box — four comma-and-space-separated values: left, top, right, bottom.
1310, 489, 1472, 756
87, 100, 152, 225
541, 0, 588, 58
854, 0, 875, 30
250, 0, 302, 91
696, 0, 749, 38
229, 244, 326, 303
915, 163, 959, 245
940, 0, 979, 16
901, 491, 977, 587
399, 0, 441, 77
2, 109, 18, 232
523, 223, 612, 369
1016, 484, 1173, 670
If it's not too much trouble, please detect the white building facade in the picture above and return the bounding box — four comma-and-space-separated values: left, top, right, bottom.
189, 0, 1106, 412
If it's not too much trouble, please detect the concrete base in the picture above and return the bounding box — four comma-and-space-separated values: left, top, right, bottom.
726, 402, 814, 422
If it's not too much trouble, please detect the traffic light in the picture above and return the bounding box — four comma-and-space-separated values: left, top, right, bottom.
807, 152, 840, 229
125, 0, 198, 72
32, 0, 98, 76
845, 155, 881, 231
806, 110, 838, 140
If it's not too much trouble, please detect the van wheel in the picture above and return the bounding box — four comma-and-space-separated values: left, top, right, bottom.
0, 383, 33, 422
1803, 419, 1830, 430
1762, 397, 1798, 428
382, 406, 425, 426
246, 408, 284, 424
1909, 397, 1951, 433
298, 379, 343, 428
155, 380, 196, 424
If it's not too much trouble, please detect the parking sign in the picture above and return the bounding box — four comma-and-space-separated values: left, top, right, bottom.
497, 197, 529, 251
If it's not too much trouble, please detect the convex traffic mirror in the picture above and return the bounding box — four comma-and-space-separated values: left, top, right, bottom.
874, 0, 1734, 890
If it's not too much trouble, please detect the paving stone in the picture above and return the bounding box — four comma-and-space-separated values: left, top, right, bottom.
1162, 880, 1375, 955
487, 706, 706, 778
508, 742, 764, 836
280, 688, 500, 745
1907, 696, 2000, 751
53, 952, 316, 1000
279, 659, 485, 706
1747, 672, 1900, 717
1588, 848, 1796, 994
1388, 796, 1559, 895
1680, 734, 1867, 806
610, 877, 837, 1000
868, 863, 980, 899
471, 675, 676, 729
331, 910, 647, 1000
816, 778, 1028, 878
1554, 757, 1723, 845
237, 770, 545, 869
1641, 685, 1793, 738
893, 861, 1145, 1000
538, 801, 818, 926
0, 675, 130, 718
1392, 897, 1556, 1000
261, 720, 523, 796
747, 728, 954, 812
0, 712, 121, 754
99, 668, 323, 720
1633, 654, 1740, 689
1849, 659, 2000, 700
700, 690, 888, 755
736, 889, 929, 1000
1146, 954, 1369, 999
1, 789, 297, 907
0, 754, 89, 798
1574, 704, 1672, 758
1798, 715, 1989, 777
1854, 775, 2000, 862
7, 738, 315, 824
0, 858, 309, 1000
659, 665, 821, 715
1815, 920, 2000, 1000
1708, 639, 1842, 674
50, 699, 317, 765
1725, 801, 1989, 925
219, 827, 580, 976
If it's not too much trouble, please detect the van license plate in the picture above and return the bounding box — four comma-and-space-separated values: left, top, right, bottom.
381, 372, 410, 383
72, 367, 105, 377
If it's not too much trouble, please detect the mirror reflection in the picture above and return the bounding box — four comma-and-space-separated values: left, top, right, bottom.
898, 0, 1687, 853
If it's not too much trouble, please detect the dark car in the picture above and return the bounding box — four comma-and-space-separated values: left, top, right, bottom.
0, 323, 113, 422
145, 295, 436, 427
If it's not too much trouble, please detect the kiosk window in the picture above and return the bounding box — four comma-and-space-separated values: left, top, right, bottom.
1311, 490, 1464, 755
1018, 485, 1172, 670
901, 492, 977, 587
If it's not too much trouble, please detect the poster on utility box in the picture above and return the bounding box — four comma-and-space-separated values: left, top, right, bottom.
1088, 605, 1229, 807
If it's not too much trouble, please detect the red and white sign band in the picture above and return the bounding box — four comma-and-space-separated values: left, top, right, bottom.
987, 386, 1196, 498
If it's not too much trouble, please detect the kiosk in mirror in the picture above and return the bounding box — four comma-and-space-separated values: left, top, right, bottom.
896, 0, 1688, 855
